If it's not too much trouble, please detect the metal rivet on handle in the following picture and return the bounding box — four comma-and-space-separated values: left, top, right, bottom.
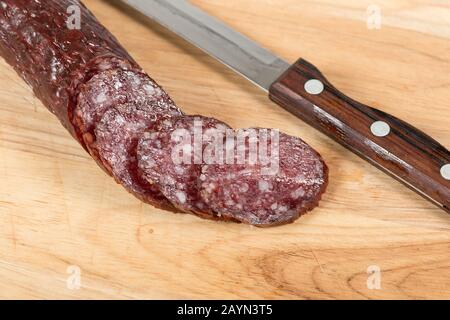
441, 164, 450, 180
304, 79, 324, 95
370, 121, 390, 137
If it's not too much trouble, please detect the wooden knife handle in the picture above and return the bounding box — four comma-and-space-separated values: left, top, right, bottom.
269, 58, 450, 212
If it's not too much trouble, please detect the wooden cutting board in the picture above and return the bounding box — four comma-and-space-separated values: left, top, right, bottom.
0, 0, 449, 299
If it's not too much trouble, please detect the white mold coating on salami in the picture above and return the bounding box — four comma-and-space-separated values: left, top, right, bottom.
138, 115, 231, 216
94, 102, 182, 208
199, 129, 328, 226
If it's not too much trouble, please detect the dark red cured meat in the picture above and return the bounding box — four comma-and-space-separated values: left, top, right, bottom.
73, 67, 182, 178
0, 0, 329, 226
137, 115, 231, 217
0, 0, 181, 210
0, 0, 138, 143
94, 102, 182, 209
74, 68, 177, 147
199, 129, 328, 226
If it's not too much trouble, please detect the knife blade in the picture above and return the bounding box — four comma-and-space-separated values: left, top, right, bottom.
122, 0, 289, 91
121, 0, 450, 212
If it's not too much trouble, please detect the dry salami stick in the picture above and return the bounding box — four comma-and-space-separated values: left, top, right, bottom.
0, 0, 138, 142
0, 0, 182, 210
0, 0, 328, 226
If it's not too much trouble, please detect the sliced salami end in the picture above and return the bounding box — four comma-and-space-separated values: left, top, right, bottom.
137, 115, 231, 217
0, 0, 329, 226
199, 129, 328, 226
74, 68, 174, 140
93, 101, 182, 209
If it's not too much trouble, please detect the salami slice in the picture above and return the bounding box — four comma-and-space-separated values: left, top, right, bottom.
199, 129, 328, 226
137, 115, 231, 217
74, 68, 175, 146
94, 102, 182, 209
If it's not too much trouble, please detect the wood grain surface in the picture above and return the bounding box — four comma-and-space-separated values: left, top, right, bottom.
0, 0, 449, 299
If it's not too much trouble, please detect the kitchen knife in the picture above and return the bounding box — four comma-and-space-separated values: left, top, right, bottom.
121, 0, 450, 212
